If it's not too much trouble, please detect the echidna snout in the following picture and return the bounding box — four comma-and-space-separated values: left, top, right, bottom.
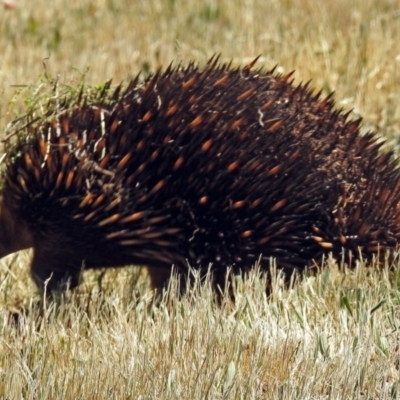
0, 197, 33, 258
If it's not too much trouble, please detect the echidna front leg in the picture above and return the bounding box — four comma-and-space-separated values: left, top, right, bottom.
30, 249, 80, 295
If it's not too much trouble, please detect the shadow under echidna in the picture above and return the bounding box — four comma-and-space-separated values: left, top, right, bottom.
1, 56, 400, 296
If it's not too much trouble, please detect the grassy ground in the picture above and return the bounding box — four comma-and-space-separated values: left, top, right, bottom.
1, 0, 400, 398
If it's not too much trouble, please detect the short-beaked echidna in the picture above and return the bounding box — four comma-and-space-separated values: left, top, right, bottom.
1, 57, 400, 293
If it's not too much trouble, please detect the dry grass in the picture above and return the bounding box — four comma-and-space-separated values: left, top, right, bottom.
1, 260, 400, 398
1, 0, 400, 398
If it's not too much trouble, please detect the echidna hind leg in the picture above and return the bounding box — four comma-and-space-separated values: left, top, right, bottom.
146, 265, 198, 297
30, 250, 80, 294
146, 266, 176, 292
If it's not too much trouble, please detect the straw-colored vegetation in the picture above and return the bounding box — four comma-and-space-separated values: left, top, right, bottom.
1, 0, 400, 398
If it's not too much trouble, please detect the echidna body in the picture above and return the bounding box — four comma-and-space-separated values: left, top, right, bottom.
1, 58, 400, 293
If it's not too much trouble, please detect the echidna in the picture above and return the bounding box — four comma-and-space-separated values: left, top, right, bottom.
1, 57, 400, 294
